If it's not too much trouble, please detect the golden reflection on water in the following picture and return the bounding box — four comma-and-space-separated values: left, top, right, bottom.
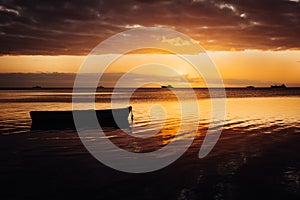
0, 89, 299, 139
1, 90, 300, 165
225, 97, 300, 130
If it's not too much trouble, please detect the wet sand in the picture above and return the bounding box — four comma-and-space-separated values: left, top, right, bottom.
0, 127, 300, 200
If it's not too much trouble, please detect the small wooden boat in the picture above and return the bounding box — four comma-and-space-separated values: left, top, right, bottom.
30, 106, 132, 130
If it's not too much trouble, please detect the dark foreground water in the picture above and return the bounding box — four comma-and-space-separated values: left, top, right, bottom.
0, 88, 300, 199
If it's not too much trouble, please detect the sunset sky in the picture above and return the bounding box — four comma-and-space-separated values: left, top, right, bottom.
0, 0, 300, 87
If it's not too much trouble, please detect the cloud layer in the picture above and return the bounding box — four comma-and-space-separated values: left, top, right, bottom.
0, 72, 287, 88
0, 0, 300, 55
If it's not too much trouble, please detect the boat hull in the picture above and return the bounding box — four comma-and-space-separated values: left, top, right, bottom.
30, 106, 132, 130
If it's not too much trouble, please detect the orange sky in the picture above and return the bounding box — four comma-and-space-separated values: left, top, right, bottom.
0, 50, 299, 87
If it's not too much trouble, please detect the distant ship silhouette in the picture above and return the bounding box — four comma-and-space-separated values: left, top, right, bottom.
161, 84, 173, 88
32, 85, 42, 89
270, 84, 286, 89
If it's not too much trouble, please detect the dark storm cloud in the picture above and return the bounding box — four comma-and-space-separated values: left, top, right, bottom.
0, 0, 300, 55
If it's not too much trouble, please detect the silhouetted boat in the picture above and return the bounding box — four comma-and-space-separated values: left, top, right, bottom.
97, 85, 104, 89
246, 86, 255, 89
161, 85, 173, 88
30, 106, 133, 130
271, 84, 286, 89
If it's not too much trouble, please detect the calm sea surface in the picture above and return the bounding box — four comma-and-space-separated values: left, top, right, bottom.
1, 88, 300, 199
0, 88, 299, 135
